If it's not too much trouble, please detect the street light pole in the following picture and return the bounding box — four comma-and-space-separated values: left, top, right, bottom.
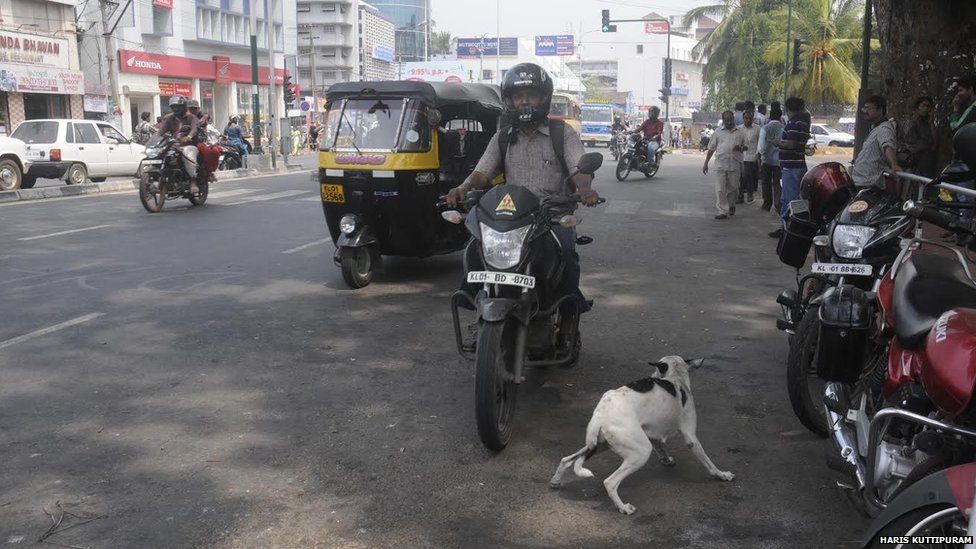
266, 0, 277, 168
307, 30, 318, 123
249, 0, 263, 153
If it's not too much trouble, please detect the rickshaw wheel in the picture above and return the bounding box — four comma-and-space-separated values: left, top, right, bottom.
340, 246, 374, 288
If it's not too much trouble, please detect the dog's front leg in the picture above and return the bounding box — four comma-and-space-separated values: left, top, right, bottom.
681, 432, 734, 481
649, 438, 675, 467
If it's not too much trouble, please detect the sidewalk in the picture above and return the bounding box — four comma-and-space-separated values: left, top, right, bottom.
0, 153, 318, 204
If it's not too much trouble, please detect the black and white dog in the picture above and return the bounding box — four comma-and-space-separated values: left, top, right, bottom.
550, 356, 735, 515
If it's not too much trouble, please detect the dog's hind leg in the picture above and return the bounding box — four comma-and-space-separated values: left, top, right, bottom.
602, 427, 652, 515
550, 447, 588, 488
678, 413, 734, 481
649, 438, 675, 467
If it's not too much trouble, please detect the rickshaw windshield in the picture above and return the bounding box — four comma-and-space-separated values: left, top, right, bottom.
323, 98, 430, 152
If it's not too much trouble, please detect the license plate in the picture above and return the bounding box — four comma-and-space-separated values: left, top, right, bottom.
467, 271, 536, 289
811, 263, 873, 276
321, 183, 345, 203
142, 160, 162, 165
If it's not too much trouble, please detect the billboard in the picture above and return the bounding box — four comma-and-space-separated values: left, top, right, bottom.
372, 44, 394, 63
456, 37, 518, 58
645, 21, 670, 34
535, 35, 575, 56
399, 61, 466, 83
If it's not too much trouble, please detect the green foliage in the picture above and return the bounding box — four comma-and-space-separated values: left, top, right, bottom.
430, 31, 454, 56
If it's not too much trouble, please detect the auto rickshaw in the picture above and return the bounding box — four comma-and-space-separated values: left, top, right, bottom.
317, 81, 504, 288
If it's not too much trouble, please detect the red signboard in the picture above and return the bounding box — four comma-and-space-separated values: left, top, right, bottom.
644, 21, 670, 34
159, 82, 193, 96
153, 0, 173, 8
118, 49, 285, 85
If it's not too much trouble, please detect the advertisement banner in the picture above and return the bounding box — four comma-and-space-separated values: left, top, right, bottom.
400, 61, 465, 83
644, 21, 670, 34
0, 66, 84, 94
153, 0, 173, 8
534, 35, 574, 56
84, 95, 108, 113
456, 37, 518, 58
159, 81, 193, 96
670, 86, 690, 96
372, 44, 394, 63
675, 71, 689, 81
0, 31, 70, 69
119, 49, 285, 85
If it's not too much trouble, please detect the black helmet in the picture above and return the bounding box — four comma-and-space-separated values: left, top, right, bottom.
169, 95, 188, 113
501, 63, 553, 124
187, 99, 200, 109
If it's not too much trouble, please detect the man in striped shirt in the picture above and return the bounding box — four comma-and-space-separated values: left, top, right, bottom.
770, 97, 811, 238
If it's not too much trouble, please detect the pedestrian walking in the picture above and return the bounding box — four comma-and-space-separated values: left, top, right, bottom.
703, 110, 747, 220
734, 102, 745, 126
770, 97, 811, 238
737, 110, 761, 204
898, 96, 937, 178
758, 103, 784, 213
132, 112, 155, 145
755, 104, 768, 127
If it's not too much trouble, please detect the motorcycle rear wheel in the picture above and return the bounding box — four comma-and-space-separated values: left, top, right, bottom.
475, 319, 520, 451
139, 173, 166, 213
786, 305, 829, 437
644, 163, 659, 178
867, 505, 963, 548
615, 155, 632, 181
188, 180, 209, 206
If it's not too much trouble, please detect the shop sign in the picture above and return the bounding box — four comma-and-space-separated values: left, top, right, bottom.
0, 66, 84, 94
84, 95, 109, 113
675, 71, 689, 81
644, 21, 670, 34
0, 31, 70, 69
213, 56, 231, 84
534, 35, 575, 56
372, 45, 393, 63
159, 81, 193, 96
201, 86, 214, 100
119, 49, 284, 85
153, 0, 173, 8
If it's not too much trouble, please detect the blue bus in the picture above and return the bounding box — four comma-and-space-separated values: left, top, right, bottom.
580, 103, 615, 148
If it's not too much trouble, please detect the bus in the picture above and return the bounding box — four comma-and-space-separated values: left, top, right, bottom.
549, 92, 582, 134
580, 102, 615, 147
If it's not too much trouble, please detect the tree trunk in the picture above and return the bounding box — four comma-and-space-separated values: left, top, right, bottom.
873, 0, 976, 165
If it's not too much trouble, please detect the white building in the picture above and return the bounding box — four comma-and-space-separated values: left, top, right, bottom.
0, 0, 85, 135
78, 0, 297, 136
296, 0, 359, 97
358, 2, 395, 81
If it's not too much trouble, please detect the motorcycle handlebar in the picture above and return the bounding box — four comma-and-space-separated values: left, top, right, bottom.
903, 200, 973, 235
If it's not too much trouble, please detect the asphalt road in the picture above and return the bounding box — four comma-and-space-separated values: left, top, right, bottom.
1, 152, 865, 548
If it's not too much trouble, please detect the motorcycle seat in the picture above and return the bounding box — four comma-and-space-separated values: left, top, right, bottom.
893, 253, 976, 349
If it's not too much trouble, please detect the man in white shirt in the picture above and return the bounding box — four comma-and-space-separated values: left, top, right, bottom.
703, 110, 748, 219
737, 110, 762, 203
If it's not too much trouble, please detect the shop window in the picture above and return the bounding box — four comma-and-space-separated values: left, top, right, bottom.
23, 94, 68, 120
297, 2, 310, 12
322, 3, 335, 11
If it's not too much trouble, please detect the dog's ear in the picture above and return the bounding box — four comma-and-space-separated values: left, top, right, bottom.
685, 358, 705, 369
648, 361, 669, 376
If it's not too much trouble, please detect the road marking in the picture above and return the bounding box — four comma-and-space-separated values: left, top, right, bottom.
18, 225, 111, 241
223, 190, 311, 205
298, 196, 323, 202
0, 312, 105, 351
211, 188, 259, 198
282, 238, 333, 254
604, 200, 642, 215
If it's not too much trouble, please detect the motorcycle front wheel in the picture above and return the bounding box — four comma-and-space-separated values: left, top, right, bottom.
139, 173, 166, 213
786, 305, 829, 437
340, 246, 374, 289
615, 154, 632, 181
867, 505, 964, 549
475, 319, 520, 451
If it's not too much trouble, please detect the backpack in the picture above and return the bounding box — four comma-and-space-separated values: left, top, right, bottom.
496, 119, 570, 178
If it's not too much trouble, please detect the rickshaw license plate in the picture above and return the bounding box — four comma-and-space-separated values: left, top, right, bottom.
811, 263, 873, 276
467, 271, 536, 289
321, 184, 345, 203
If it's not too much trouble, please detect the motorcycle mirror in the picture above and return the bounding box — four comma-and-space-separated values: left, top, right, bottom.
576, 152, 604, 175
427, 108, 442, 127
575, 235, 593, 246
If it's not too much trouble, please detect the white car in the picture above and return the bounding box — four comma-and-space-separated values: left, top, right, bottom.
0, 135, 31, 191
809, 124, 855, 147
11, 119, 146, 188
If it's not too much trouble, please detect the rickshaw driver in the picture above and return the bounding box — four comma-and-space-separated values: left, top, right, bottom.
445, 62, 601, 344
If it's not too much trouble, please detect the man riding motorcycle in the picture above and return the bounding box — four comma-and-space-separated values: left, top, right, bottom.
446, 62, 601, 343
637, 106, 664, 168
187, 99, 220, 184
155, 95, 201, 193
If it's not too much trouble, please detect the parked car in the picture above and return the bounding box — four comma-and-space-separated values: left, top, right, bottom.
0, 135, 31, 191
11, 119, 146, 188
809, 124, 855, 147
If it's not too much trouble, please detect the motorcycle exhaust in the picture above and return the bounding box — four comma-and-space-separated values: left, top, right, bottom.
824, 383, 867, 490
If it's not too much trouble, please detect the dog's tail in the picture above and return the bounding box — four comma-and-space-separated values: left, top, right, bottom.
572, 417, 603, 478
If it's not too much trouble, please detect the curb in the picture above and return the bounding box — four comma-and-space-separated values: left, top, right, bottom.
0, 165, 311, 204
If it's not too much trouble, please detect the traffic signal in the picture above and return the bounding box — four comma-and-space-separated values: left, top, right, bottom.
601, 10, 616, 33
662, 58, 673, 88
658, 87, 671, 105
283, 75, 297, 105
791, 39, 802, 74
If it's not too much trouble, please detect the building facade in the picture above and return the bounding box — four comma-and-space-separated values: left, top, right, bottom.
368, 0, 428, 63
296, 0, 359, 96
358, 2, 395, 81
78, 0, 297, 136
0, 0, 85, 136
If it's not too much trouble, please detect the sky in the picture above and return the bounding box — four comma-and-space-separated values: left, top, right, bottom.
429, 0, 718, 41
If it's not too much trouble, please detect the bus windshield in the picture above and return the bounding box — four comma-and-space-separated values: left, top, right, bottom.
582, 107, 613, 125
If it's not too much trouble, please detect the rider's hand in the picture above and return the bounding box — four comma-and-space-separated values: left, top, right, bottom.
579, 188, 601, 206
702, 163, 709, 175
445, 185, 466, 208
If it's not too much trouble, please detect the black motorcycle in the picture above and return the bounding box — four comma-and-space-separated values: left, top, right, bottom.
616, 133, 662, 180
138, 135, 209, 213
446, 152, 605, 451
217, 140, 244, 171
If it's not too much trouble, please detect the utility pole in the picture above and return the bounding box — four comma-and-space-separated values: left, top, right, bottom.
98, 0, 123, 130
495, 0, 500, 83
784, 0, 793, 100
308, 31, 318, 123
266, 0, 277, 168
250, 0, 263, 153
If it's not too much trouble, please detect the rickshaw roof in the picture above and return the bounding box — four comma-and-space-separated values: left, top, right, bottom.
325, 81, 503, 112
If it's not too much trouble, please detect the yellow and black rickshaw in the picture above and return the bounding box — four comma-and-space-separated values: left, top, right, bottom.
317, 81, 504, 288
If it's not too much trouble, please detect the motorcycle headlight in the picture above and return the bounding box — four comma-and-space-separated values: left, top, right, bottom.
145, 147, 160, 157
339, 214, 359, 235
480, 223, 531, 270
832, 224, 876, 259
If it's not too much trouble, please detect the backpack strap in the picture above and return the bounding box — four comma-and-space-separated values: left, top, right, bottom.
548, 119, 570, 177
496, 123, 515, 182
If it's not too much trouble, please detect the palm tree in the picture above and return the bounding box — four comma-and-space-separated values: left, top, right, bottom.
762, 0, 876, 105
430, 31, 454, 56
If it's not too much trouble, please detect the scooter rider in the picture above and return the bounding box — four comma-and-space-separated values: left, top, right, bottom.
637, 106, 664, 167
156, 95, 201, 193
446, 62, 601, 343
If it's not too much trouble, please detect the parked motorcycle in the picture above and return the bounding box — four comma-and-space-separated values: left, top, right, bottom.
615, 133, 662, 180
445, 152, 605, 451
217, 141, 244, 171
137, 135, 209, 213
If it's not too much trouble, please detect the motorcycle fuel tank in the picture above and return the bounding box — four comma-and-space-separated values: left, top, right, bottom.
921, 308, 976, 419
